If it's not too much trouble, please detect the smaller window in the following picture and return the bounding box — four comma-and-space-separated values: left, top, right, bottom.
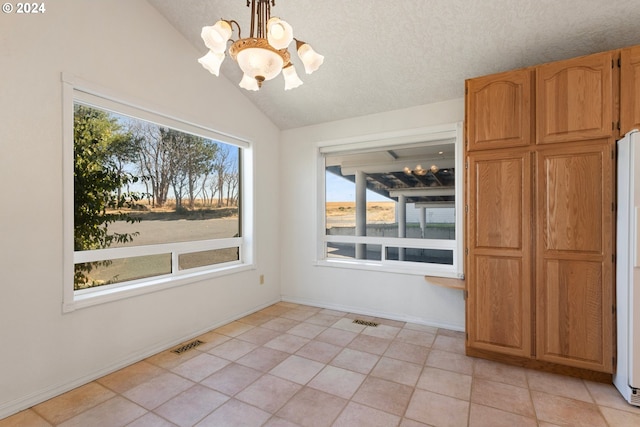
318, 124, 464, 278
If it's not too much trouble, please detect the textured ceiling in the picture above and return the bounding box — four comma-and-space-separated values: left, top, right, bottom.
147, 0, 640, 130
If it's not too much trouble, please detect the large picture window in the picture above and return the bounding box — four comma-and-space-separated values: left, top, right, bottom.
318, 124, 464, 278
62, 75, 253, 311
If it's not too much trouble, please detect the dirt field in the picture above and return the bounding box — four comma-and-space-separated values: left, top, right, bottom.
326, 201, 395, 227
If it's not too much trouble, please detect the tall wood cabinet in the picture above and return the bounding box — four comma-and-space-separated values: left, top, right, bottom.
465, 47, 623, 376
621, 45, 640, 135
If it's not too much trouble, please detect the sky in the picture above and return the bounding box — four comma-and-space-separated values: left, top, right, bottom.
325, 171, 390, 202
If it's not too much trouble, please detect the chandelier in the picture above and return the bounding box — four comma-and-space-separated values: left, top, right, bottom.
198, 0, 324, 91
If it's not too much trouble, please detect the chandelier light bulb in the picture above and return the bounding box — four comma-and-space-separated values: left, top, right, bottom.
296, 40, 324, 74
430, 164, 439, 174
198, 51, 225, 76
201, 20, 232, 53
267, 17, 293, 49
283, 64, 303, 90
239, 74, 260, 91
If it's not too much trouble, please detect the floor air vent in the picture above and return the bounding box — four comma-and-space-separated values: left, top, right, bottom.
171, 339, 204, 354
353, 319, 379, 327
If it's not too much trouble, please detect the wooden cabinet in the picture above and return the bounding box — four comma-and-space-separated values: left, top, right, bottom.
466, 150, 532, 358
466, 69, 534, 151
536, 51, 615, 144
535, 141, 614, 372
621, 45, 640, 135
465, 48, 620, 377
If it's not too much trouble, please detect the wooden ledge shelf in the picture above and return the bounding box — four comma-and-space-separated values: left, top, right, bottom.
424, 275, 466, 291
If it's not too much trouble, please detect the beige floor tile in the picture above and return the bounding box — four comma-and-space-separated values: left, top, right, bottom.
426, 349, 474, 375
468, 403, 537, 427
417, 367, 472, 401
0, 410, 52, 427
384, 341, 430, 365
236, 346, 291, 372
315, 327, 358, 346
97, 360, 165, 394
399, 419, 431, 427
471, 378, 534, 418
214, 321, 255, 337
196, 399, 271, 427
236, 311, 276, 326
332, 317, 368, 333
207, 338, 258, 361
263, 416, 303, 427
305, 313, 345, 327
348, 334, 392, 355
395, 329, 436, 347
33, 382, 116, 424
526, 369, 593, 403
199, 363, 262, 395
370, 357, 422, 387
154, 385, 228, 427
235, 374, 301, 413
261, 317, 301, 332
374, 317, 407, 328
126, 412, 177, 427
319, 308, 347, 317
295, 340, 342, 363
260, 305, 294, 317
431, 334, 465, 354
352, 376, 414, 416
265, 333, 310, 353
405, 389, 469, 427
531, 390, 607, 426
235, 326, 283, 345
57, 396, 146, 427
308, 365, 366, 399
145, 347, 199, 370
287, 322, 327, 339
193, 330, 231, 351
331, 348, 380, 374
170, 352, 230, 382
402, 323, 439, 334
123, 372, 194, 410
361, 324, 401, 340
280, 308, 318, 322
437, 329, 465, 339
333, 401, 401, 427
472, 358, 528, 388
276, 387, 347, 427
600, 406, 640, 426
270, 354, 325, 385
584, 380, 640, 414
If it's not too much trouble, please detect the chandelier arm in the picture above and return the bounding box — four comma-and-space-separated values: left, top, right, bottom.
228, 20, 242, 40
249, 0, 256, 38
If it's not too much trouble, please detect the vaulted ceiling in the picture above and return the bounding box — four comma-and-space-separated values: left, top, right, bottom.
147, 0, 640, 130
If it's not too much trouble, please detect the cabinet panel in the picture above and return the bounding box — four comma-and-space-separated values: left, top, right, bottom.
469, 256, 531, 356
537, 259, 611, 372
621, 45, 640, 135
539, 150, 604, 253
470, 154, 528, 249
466, 69, 534, 151
536, 141, 613, 372
536, 51, 614, 144
466, 150, 532, 357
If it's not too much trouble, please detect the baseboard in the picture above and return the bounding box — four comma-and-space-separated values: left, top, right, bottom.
0, 298, 280, 420
281, 295, 465, 332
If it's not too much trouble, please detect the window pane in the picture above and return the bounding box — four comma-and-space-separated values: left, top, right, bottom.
326, 243, 382, 261
385, 247, 453, 265
179, 248, 239, 270
74, 254, 172, 290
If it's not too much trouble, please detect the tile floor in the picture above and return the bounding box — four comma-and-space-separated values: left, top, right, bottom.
3, 302, 640, 427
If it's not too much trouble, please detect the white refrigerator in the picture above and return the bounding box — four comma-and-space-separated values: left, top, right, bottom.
615, 129, 640, 406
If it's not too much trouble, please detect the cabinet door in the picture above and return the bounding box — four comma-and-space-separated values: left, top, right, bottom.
536, 141, 614, 372
536, 51, 615, 144
466, 69, 534, 151
466, 150, 532, 357
621, 45, 640, 136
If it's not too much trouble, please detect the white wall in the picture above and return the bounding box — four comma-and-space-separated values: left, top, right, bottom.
280, 100, 466, 328
0, 0, 281, 417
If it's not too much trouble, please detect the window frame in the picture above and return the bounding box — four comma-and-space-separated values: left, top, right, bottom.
316, 122, 464, 279
62, 73, 255, 312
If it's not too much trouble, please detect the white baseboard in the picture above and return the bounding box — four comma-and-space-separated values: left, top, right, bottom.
0, 298, 280, 420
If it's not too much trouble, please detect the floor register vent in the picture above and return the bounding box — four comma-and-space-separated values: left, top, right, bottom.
171, 339, 204, 354
353, 319, 379, 327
